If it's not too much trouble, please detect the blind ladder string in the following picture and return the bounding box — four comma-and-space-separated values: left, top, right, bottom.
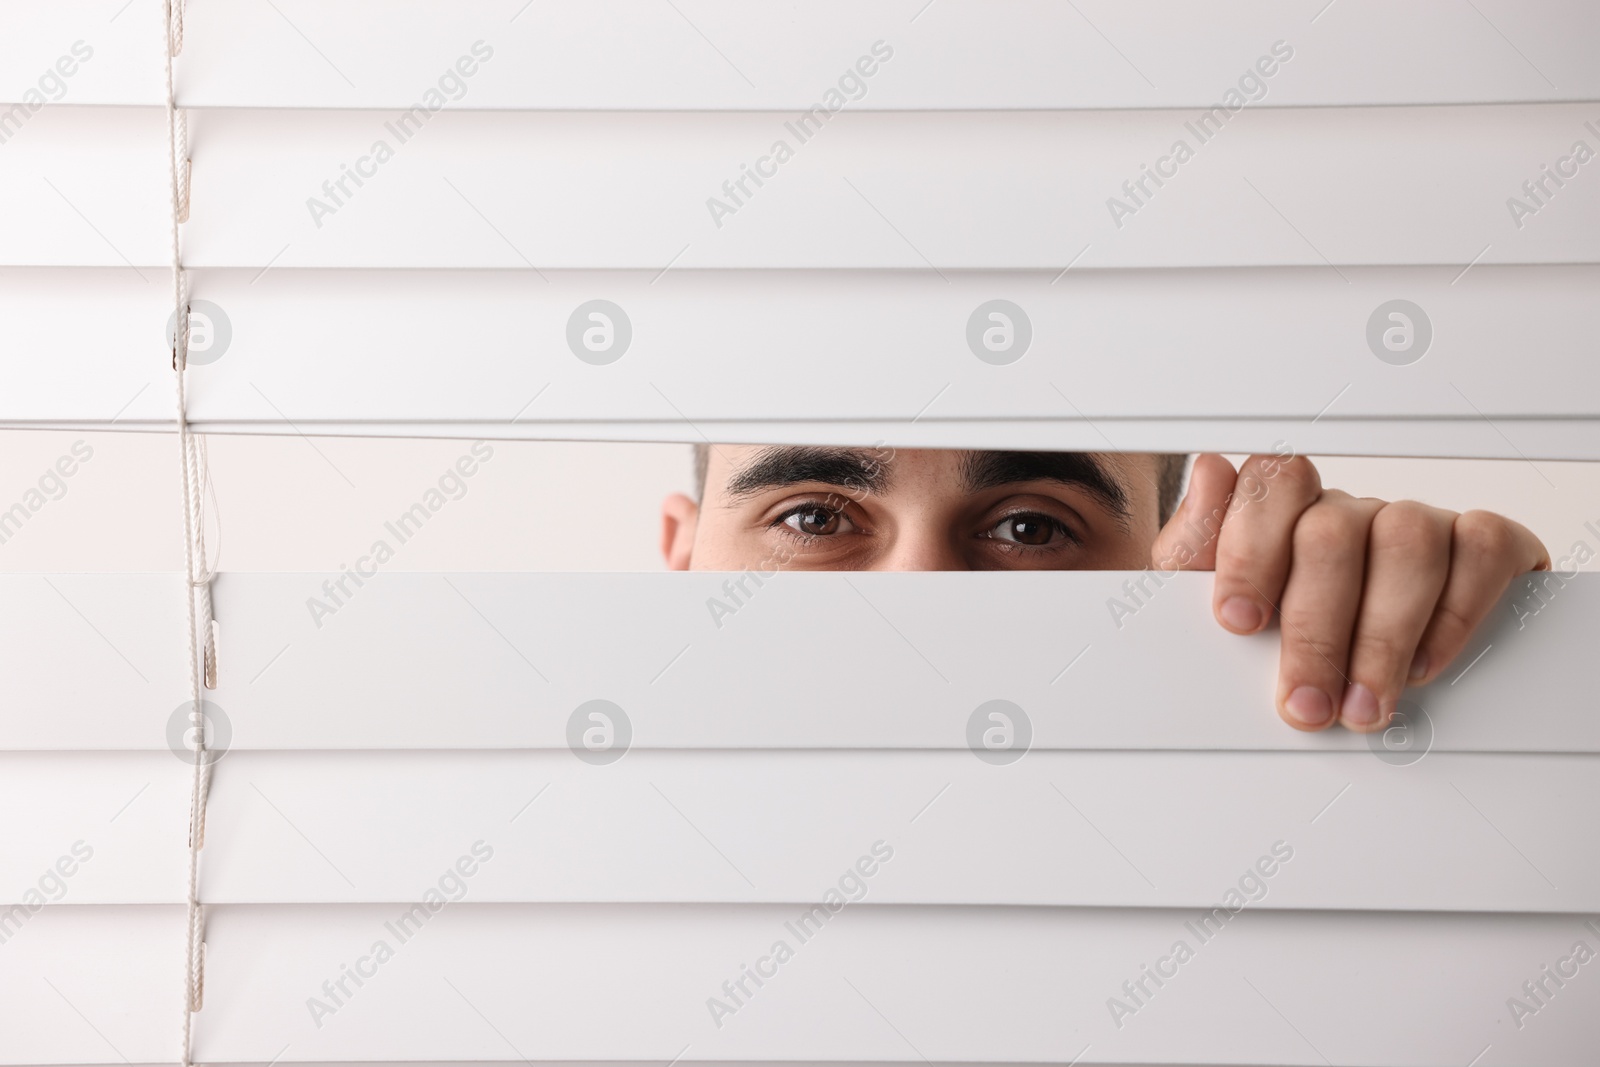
162, 2, 215, 1065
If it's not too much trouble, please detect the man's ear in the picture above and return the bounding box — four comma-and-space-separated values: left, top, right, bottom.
660, 493, 699, 570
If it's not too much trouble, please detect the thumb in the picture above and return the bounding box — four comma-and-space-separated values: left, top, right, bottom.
1150, 453, 1237, 571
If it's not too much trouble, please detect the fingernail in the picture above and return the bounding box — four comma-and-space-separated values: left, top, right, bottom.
1285, 686, 1333, 726
1408, 652, 1429, 681
1219, 596, 1264, 633
1342, 683, 1381, 725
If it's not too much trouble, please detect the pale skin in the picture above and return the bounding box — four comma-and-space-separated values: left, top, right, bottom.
662, 446, 1550, 734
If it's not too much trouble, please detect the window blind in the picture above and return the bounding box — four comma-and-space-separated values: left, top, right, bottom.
3, 571, 1597, 1065
3, 2, 1597, 455
3, 3, 1597, 1065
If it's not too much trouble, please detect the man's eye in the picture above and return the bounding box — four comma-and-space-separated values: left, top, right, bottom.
990, 514, 1068, 547
779, 505, 846, 537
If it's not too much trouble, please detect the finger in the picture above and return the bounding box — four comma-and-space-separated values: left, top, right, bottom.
1410, 510, 1551, 685
1150, 453, 1236, 572
1340, 501, 1455, 732
1210, 454, 1323, 635
1272, 492, 1386, 731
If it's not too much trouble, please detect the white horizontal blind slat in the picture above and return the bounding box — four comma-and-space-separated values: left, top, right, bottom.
0, 905, 181, 1065
6, 105, 1599, 269
5, 0, 1597, 109
2, 267, 1596, 458
5, 905, 1595, 1065
1, 572, 1593, 751
5, 748, 1594, 912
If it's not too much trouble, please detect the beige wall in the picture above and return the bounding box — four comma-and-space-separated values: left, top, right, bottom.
0, 429, 1594, 572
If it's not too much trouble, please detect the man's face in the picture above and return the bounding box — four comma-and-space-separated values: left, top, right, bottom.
661, 446, 1166, 571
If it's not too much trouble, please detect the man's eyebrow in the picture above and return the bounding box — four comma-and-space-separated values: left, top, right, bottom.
723, 446, 892, 499
960, 450, 1130, 519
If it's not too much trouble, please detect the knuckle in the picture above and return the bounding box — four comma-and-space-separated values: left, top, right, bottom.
1214, 536, 1265, 576
1425, 599, 1479, 652
1292, 505, 1366, 562
1259, 454, 1321, 501
1454, 509, 1517, 564
1350, 627, 1416, 681
1280, 627, 1347, 678
1370, 500, 1450, 557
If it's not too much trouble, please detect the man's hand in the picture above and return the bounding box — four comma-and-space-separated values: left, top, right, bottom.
1151, 453, 1550, 733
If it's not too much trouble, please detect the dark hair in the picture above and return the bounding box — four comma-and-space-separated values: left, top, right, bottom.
692, 444, 1189, 525
1153, 452, 1189, 525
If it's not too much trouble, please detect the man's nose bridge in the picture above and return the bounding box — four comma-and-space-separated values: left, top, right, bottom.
873, 524, 968, 571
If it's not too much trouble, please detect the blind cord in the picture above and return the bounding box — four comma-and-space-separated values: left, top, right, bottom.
162, 1, 214, 1064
